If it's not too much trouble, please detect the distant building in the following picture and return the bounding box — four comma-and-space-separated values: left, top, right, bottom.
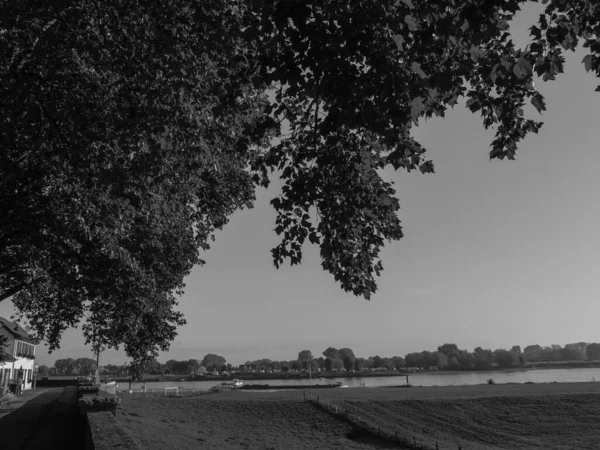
0, 317, 37, 391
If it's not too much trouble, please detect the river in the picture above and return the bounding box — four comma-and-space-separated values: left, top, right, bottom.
119, 368, 600, 392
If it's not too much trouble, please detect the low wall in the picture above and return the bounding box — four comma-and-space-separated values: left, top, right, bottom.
84, 411, 142, 450
36, 378, 76, 388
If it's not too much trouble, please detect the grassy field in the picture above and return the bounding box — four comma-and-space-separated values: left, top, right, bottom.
338, 395, 600, 449
116, 383, 600, 449
117, 394, 398, 449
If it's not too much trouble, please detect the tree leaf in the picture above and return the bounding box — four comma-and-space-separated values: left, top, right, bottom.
404, 15, 419, 32
513, 62, 527, 79
410, 97, 425, 119
392, 34, 405, 51
582, 54, 593, 73
531, 93, 546, 114
411, 62, 426, 78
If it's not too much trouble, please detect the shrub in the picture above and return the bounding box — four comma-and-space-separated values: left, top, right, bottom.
79, 396, 120, 407
487, 378, 495, 385
78, 386, 100, 393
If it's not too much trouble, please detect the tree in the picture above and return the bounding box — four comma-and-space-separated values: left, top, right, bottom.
146, 357, 162, 375
342, 356, 355, 371
201, 354, 226, 371
437, 344, 459, 358
586, 343, 600, 361
457, 350, 474, 371
405, 352, 423, 368
560, 347, 581, 362
322, 347, 338, 359
74, 358, 97, 376
372, 355, 384, 369
436, 352, 449, 370
0, 0, 274, 363
391, 356, 405, 371
473, 347, 494, 370
523, 345, 542, 363
494, 349, 515, 369
337, 348, 356, 361
564, 342, 587, 361
415, 351, 429, 370
540, 345, 563, 362
315, 357, 325, 370
297, 350, 313, 364
164, 360, 177, 375
53, 358, 76, 376
4, 0, 600, 363
0, 335, 7, 364
511, 346, 522, 354
187, 359, 201, 375
37, 365, 50, 377
324, 357, 333, 372
353, 359, 363, 372
331, 358, 344, 371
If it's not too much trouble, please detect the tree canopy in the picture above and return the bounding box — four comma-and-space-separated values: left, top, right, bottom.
2, 0, 600, 364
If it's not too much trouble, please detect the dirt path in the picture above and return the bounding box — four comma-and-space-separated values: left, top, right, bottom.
0, 387, 79, 450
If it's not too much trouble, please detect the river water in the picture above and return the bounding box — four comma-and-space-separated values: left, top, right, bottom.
120, 368, 600, 392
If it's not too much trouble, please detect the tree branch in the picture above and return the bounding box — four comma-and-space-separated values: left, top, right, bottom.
0, 284, 25, 303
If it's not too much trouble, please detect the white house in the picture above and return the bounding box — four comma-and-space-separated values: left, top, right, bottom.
0, 317, 37, 392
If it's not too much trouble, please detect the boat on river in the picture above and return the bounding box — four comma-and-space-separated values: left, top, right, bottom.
239, 381, 344, 390
220, 379, 244, 388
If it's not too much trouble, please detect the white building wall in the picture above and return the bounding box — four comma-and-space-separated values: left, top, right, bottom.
1, 337, 37, 391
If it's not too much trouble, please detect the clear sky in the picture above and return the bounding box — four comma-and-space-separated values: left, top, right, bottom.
2, 3, 599, 367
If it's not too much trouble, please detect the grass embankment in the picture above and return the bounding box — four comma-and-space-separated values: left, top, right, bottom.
117, 383, 600, 449
117, 393, 397, 449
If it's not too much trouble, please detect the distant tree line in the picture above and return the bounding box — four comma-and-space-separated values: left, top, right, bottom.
37, 357, 98, 377
40, 342, 600, 376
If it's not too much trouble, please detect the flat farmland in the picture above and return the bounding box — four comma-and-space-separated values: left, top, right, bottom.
339, 394, 600, 449
117, 395, 401, 449
116, 383, 600, 449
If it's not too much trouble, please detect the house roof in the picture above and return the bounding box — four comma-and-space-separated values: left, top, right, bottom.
0, 317, 37, 344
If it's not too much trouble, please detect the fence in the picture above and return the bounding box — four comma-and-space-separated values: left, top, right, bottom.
300, 390, 463, 450
122, 386, 212, 398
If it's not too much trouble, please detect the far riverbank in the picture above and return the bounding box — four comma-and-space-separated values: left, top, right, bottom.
116, 360, 600, 384
109, 367, 600, 392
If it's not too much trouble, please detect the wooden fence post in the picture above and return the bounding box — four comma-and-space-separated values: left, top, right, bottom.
436, 442, 439, 450
303, 391, 306, 401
